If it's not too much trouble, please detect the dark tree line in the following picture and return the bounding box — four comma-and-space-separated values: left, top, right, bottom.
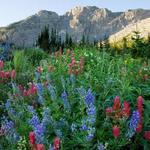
37, 27, 150, 59
37, 27, 73, 53
37, 27, 101, 53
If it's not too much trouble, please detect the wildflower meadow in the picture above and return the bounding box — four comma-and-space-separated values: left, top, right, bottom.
0, 41, 150, 150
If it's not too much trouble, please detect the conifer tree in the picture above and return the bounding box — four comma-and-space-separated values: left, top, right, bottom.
81, 34, 85, 45
68, 36, 73, 48
65, 32, 69, 47
131, 31, 145, 57
37, 26, 50, 52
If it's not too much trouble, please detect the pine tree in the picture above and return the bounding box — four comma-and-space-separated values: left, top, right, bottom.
93, 39, 97, 47
82, 34, 85, 45
65, 32, 69, 47
122, 37, 128, 54
58, 36, 62, 47
68, 37, 73, 48
37, 26, 50, 52
50, 28, 56, 47
131, 31, 145, 57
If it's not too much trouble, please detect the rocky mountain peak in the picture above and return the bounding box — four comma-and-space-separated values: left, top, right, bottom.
0, 7, 150, 47
37, 10, 58, 17
67, 6, 111, 17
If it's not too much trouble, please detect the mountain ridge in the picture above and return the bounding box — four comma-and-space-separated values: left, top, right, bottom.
0, 6, 150, 47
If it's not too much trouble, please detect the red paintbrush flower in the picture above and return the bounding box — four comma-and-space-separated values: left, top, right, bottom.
106, 107, 113, 115
30, 83, 37, 95
36, 144, 45, 150
0, 60, 4, 70
23, 89, 28, 97
137, 96, 143, 114
11, 69, 16, 79
29, 132, 36, 145
5, 71, 11, 78
113, 96, 121, 110
113, 126, 120, 138
136, 122, 142, 133
144, 131, 150, 140
122, 101, 130, 117
136, 96, 144, 133
54, 137, 60, 150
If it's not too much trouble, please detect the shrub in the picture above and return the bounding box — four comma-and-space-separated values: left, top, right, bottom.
13, 50, 29, 73
24, 48, 49, 66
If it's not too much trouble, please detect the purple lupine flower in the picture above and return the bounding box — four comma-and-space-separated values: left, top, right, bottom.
87, 104, 96, 126
1, 119, 19, 143
36, 83, 45, 104
87, 104, 96, 116
80, 118, 87, 130
81, 124, 88, 131
81, 89, 96, 141
97, 144, 105, 150
34, 124, 45, 144
5, 99, 17, 117
41, 107, 52, 127
129, 111, 140, 130
85, 89, 95, 106
37, 95, 44, 104
29, 107, 52, 144
127, 110, 140, 138
49, 144, 54, 150
86, 127, 95, 141
2, 120, 14, 134
5, 99, 11, 110
87, 116, 96, 126
47, 83, 56, 101
29, 115, 40, 129
9, 108, 17, 116
61, 91, 67, 99
61, 91, 70, 111
86, 133, 94, 141
36, 83, 43, 96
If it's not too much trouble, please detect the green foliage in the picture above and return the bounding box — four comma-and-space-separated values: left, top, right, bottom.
0, 37, 150, 149
12, 50, 34, 85
111, 31, 150, 58
24, 48, 49, 66
130, 31, 146, 58
13, 50, 29, 73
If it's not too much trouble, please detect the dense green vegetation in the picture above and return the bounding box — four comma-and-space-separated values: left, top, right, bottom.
0, 32, 150, 150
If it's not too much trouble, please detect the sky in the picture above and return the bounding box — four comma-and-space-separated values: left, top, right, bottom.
0, 0, 150, 27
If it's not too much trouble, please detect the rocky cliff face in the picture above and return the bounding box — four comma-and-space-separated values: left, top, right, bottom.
0, 6, 150, 47
109, 17, 150, 42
